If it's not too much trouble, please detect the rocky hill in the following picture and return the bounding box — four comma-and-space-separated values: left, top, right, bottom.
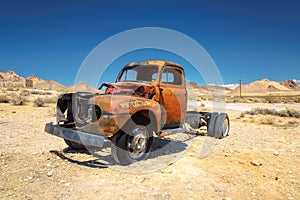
66, 82, 100, 93
0, 70, 25, 87
0, 70, 66, 90
280, 80, 300, 90
229, 79, 300, 95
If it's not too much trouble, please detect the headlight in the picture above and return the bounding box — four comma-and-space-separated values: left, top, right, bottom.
87, 104, 102, 122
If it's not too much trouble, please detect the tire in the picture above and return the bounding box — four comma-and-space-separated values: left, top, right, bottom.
214, 113, 230, 139
64, 139, 87, 150
207, 113, 230, 139
111, 117, 154, 165
207, 112, 218, 137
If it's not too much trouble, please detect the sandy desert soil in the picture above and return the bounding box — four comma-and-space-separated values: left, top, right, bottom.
0, 103, 300, 200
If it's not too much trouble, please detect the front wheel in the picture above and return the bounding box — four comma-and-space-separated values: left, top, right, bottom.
111, 118, 153, 165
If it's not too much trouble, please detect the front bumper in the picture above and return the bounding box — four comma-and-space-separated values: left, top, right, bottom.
44, 122, 105, 147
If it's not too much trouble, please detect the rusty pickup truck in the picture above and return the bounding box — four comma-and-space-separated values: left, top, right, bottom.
45, 60, 229, 165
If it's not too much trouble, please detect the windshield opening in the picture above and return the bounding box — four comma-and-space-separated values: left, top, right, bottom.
118, 65, 158, 82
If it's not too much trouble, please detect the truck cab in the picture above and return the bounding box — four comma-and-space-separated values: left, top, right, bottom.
113, 60, 187, 129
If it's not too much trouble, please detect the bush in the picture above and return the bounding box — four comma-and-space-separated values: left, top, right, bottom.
240, 112, 245, 118
6, 88, 18, 91
20, 90, 31, 96
9, 94, 26, 106
260, 117, 275, 125
43, 96, 58, 104
245, 108, 278, 116
0, 95, 10, 103
244, 107, 300, 119
33, 97, 45, 107
278, 108, 300, 118
31, 90, 52, 95
287, 120, 298, 126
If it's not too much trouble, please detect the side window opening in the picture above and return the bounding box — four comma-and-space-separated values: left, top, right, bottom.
161, 67, 182, 85
152, 73, 157, 81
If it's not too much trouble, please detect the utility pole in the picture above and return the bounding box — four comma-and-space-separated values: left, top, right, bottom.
239, 79, 242, 97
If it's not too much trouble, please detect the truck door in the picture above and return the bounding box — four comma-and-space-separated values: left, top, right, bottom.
159, 66, 187, 129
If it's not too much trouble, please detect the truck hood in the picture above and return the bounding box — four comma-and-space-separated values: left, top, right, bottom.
105, 81, 156, 99
90, 94, 160, 115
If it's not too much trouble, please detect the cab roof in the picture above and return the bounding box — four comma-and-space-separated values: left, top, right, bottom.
125, 60, 183, 69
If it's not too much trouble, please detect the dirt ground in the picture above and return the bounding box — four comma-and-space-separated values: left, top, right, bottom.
0, 102, 299, 200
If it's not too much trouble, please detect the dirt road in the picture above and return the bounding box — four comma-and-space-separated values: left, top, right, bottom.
1, 103, 299, 199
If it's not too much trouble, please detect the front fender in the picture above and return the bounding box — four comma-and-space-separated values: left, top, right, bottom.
89, 95, 161, 136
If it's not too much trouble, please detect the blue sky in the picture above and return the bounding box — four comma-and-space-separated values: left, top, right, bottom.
0, 0, 299, 86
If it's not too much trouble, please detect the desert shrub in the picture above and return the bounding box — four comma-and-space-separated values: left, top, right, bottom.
264, 96, 279, 103
6, 88, 18, 91
200, 103, 205, 107
33, 97, 45, 107
240, 112, 245, 118
244, 107, 300, 119
31, 90, 41, 95
260, 117, 275, 125
287, 120, 298, 126
245, 108, 278, 116
9, 94, 26, 106
43, 96, 58, 104
278, 108, 300, 118
0, 95, 10, 103
20, 90, 31, 96
31, 90, 52, 95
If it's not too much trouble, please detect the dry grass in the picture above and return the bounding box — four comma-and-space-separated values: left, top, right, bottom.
0, 95, 10, 103
260, 117, 275, 125
30, 90, 53, 95
238, 107, 300, 127
240, 112, 246, 118
9, 93, 27, 106
0, 89, 58, 107
20, 90, 31, 96
33, 96, 58, 107
245, 108, 278, 116
33, 97, 45, 107
278, 108, 300, 118
244, 107, 300, 119
226, 95, 300, 104
43, 96, 58, 104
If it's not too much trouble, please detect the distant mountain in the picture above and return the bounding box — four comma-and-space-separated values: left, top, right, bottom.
67, 82, 100, 93
229, 79, 300, 95
187, 81, 232, 94
280, 80, 300, 90
0, 70, 25, 88
0, 70, 66, 90
1, 69, 299, 96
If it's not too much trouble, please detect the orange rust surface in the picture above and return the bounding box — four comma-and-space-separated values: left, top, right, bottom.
91, 95, 161, 136
91, 60, 187, 136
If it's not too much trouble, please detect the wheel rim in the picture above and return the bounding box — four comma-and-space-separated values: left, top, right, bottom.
222, 118, 229, 137
127, 125, 148, 159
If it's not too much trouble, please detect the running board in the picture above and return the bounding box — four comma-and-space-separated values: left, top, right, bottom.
160, 127, 187, 136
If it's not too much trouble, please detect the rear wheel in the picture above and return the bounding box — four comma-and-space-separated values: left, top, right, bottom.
207, 113, 230, 139
111, 117, 153, 165
215, 113, 230, 139
207, 112, 218, 137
